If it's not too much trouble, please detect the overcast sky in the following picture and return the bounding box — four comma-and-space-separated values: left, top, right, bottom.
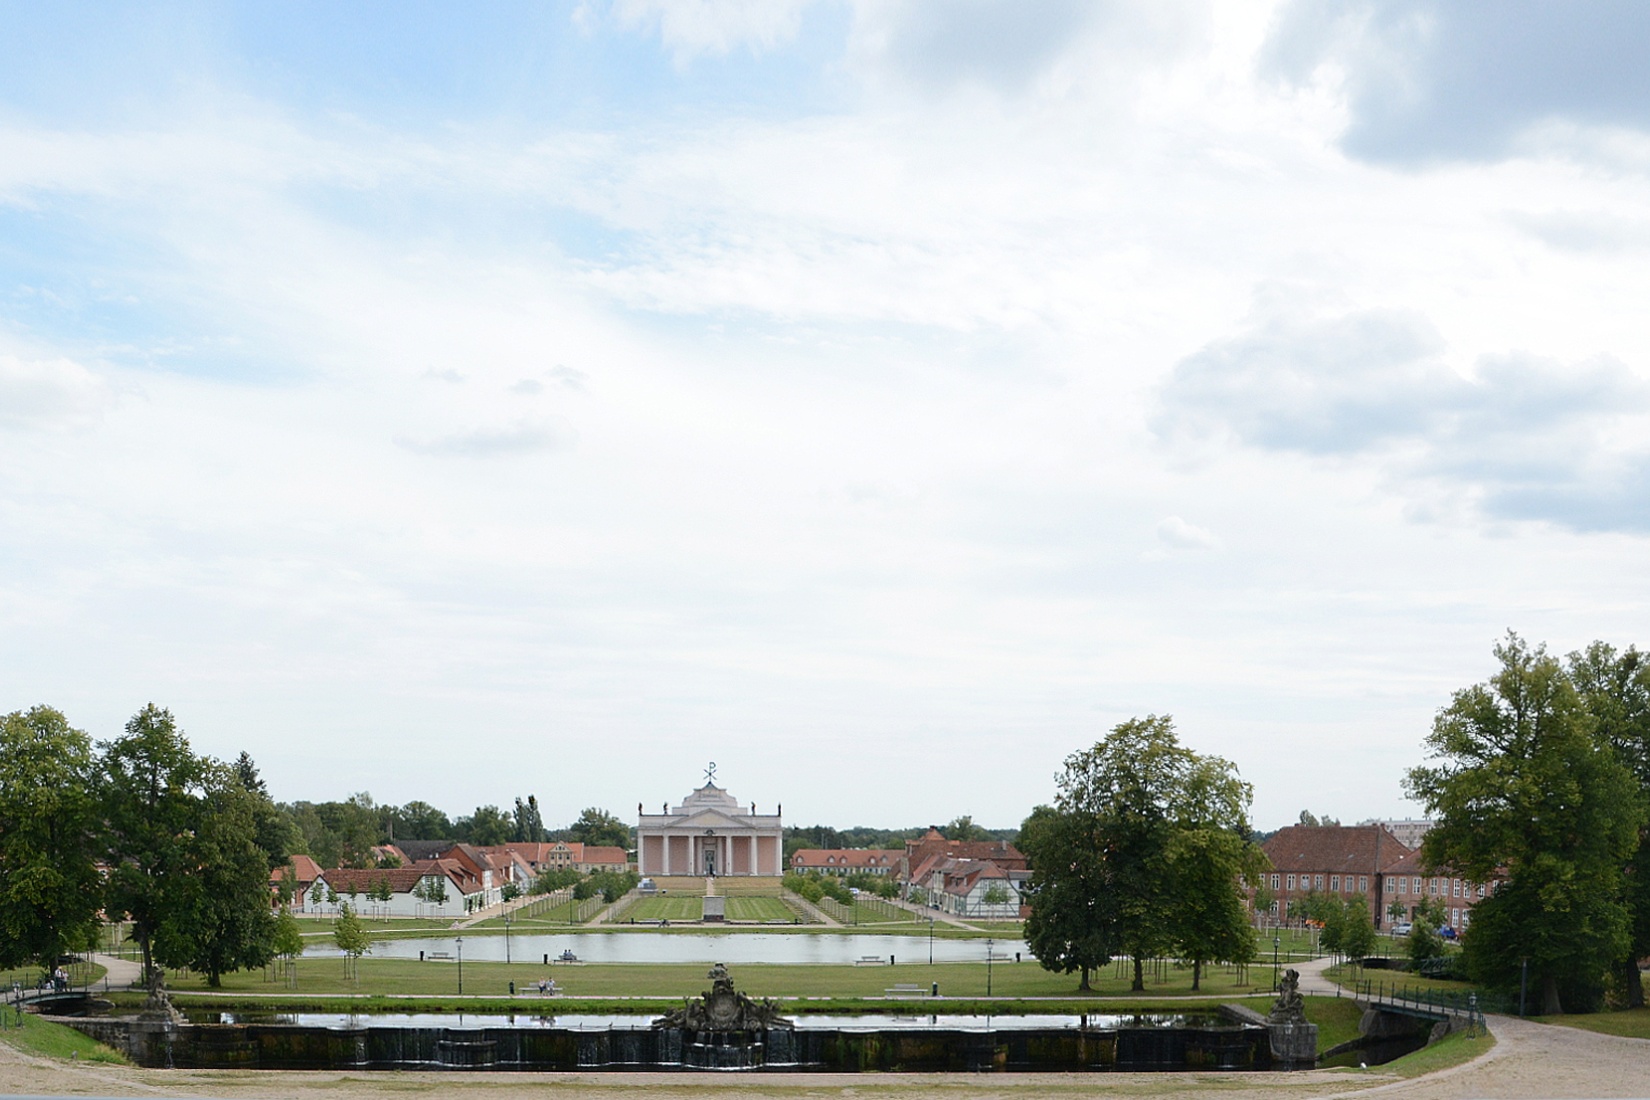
4, 1, 1649, 833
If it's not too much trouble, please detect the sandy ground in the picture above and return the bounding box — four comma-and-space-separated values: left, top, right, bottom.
3, 955, 1645, 1100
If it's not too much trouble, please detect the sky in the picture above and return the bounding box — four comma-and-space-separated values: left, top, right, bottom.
4, 0, 1649, 833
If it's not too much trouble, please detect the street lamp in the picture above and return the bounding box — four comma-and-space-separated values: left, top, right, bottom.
986, 938, 995, 997
504, 907, 512, 966
456, 936, 464, 996
1273, 935, 1281, 992
928, 918, 935, 965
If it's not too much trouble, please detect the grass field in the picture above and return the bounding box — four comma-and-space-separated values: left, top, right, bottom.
624, 896, 703, 921
725, 897, 796, 921
153, 953, 1272, 1001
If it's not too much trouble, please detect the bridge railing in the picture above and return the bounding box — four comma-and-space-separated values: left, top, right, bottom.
1351, 977, 1496, 1034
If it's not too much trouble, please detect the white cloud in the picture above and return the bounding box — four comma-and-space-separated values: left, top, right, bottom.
1156, 516, 1220, 550
0, 353, 109, 430
599, 0, 815, 64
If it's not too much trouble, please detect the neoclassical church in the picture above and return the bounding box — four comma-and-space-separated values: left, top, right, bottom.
638, 768, 784, 877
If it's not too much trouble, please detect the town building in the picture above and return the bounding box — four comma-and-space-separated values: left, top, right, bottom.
790, 849, 903, 876
637, 773, 784, 877
1375, 818, 1435, 850
1258, 824, 1487, 932
901, 827, 1027, 884
309, 864, 473, 918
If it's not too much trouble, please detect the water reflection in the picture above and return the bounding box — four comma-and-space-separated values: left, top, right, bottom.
304, 932, 1027, 965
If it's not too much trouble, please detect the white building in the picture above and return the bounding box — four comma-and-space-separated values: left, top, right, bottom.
638, 775, 783, 877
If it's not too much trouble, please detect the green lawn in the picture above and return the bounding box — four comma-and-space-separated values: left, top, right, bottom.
154, 954, 1274, 1001
0, 1010, 127, 1064
624, 896, 703, 921
1536, 1005, 1650, 1039
725, 897, 795, 921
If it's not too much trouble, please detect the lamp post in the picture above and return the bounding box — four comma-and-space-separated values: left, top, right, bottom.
928, 918, 935, 965
456, 936, 464, 996
504, 907, 512, 966
1273, 935, 1281, 992
986, 938, 995, 997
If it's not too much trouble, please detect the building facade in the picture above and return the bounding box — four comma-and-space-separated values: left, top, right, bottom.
637, 777, 784, 877
790, 849, 903, 876
1258, 823, 1488, 932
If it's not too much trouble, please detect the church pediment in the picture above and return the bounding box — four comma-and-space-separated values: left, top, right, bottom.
675, 809, 750, 831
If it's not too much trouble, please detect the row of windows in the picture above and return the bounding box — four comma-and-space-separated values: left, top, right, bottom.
1266, 872, 1486, 900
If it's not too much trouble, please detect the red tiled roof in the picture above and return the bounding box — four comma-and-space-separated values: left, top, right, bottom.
580, 846, 628, 865
319, 867, 450, 895
271, 854, 323, 884
1262, 824, 1413, 877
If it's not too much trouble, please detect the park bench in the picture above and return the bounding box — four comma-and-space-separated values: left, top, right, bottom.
855, 955, 888, 966
884, 984, 925, 997
426, 951, 452, 960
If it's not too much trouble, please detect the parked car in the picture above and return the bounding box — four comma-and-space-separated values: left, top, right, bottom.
1391, 922, 1413, 936
1439, 925, 1457, 940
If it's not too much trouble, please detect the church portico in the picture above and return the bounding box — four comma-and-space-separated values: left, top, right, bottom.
638, 766, 784, 877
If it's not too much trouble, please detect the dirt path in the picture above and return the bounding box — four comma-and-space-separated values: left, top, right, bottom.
5, 1010, 1648, 1100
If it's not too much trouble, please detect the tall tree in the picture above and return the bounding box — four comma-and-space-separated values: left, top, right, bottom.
1028, 716, 1259, 992
568, 807, 631, 850
1019, 803, 1117, 990
944, 815, 987, 841
1406, 633, 1642, 1014
1566, 641, 1650, 1009
458, 804, 513, 846
100, 704, 210, 992
1166, 753, 1262, 990
232, 752, 302, 872
0, 706, 104, 972
513, 795, 546, 843
391, 800, 454, 840
184, 763, 280, 986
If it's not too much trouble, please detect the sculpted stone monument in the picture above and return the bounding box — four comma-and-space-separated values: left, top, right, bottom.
653, 963, 793, 1032
1266, 968, 1318, 1066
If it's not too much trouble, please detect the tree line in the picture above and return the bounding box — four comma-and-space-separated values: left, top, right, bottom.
1405, 633, 1649, 1014
1019, 634, 1649, 1017
0, 704, 287, 988
279, 796, 631, 869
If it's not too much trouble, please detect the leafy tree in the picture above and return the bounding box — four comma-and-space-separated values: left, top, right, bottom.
944, 815, 987, 841
1164, 753, 1261, 990
532, 868, 581, 895
1387, 899, 1408, 925
1339, 896, 1378, 965
0, 706, 104, 973
184, 762, 280, 986
982, 882, 1011, 906
390, 800, 453, 841
332, 903, 372, 981
1566, 640, 1650, 1009
1297, 810, 1341, 827
1406, 634, 1643, 1013
231, 752, 303, 872
513, 795, 546, 843
1040, 716, 1258, 992
457, 804, 513, 847
100, 704, 211, 992
1406, 897, 1449, 970
1019, 803, 1117, 991
272, 907, 305, 985
568, 807, 631, 850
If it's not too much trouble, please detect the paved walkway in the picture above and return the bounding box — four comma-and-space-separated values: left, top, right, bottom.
89, 954, 143, 991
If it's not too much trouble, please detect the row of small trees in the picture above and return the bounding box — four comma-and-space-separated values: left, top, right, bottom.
0, 703, 289, 988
